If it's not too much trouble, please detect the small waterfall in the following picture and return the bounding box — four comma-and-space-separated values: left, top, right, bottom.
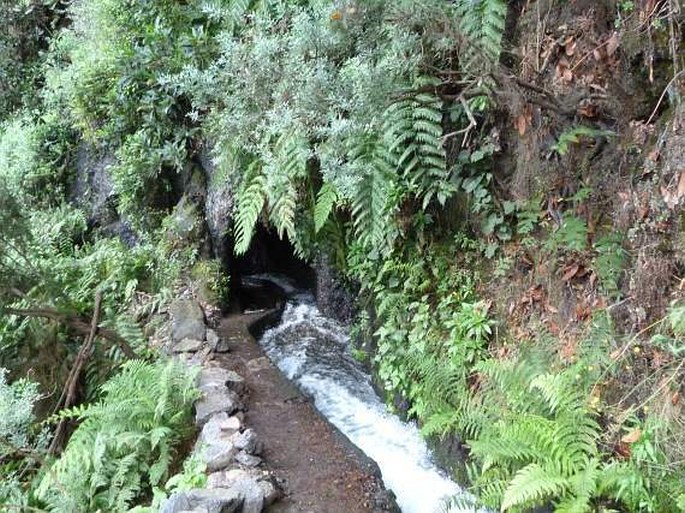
255, 280, 478, 513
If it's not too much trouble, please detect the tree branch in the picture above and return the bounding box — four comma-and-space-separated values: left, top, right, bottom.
3, 306, 137, 359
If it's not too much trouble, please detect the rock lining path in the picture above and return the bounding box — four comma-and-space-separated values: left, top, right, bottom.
216, 312, 396, 513
160, 297, 396, 513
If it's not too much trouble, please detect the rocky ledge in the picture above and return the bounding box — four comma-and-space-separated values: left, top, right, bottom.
159, 298, 280, 513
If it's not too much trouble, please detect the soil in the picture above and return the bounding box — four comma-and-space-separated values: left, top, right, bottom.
214, 311, 396, 513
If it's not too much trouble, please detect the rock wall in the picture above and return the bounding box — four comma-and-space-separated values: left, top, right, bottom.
313, 252, 357, 325
159, 298, 279, 513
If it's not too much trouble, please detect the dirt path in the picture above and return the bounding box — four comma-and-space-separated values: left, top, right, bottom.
214, 312, 396, 513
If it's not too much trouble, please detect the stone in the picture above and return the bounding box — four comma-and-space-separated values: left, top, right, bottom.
159, 488, 243, 513
201, 412, 242, 443
160, 492, 192, 513
246, 357, 271, 373
195, 388, 242, 426
215, 339, 231, 353
202, 441, 238, 471
186, 488, 242, 513
206, 329, 220, 351
234, 450, 262, 467
173, 338, 204, 353
231, 429, 260, 455
199, 368, 246, 395
205, 470, 275, 513
207, 469, 251, 489
169, 299, 206, 343
258, 478, 280, 506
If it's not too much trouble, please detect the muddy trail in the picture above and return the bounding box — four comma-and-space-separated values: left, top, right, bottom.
214, 311, 395, 513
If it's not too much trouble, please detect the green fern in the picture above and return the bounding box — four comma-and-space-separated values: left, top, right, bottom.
383, 89, 451, 209
349, 135, 396, 254
455, 0, 507, 69
314, 183, 338, 234
267, 133, 308, 241
234, 159, 266, 255
36, 360, 199, 513
500, 463, 569, 511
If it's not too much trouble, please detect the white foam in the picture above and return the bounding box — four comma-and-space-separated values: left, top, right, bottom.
259, 297, 481, 513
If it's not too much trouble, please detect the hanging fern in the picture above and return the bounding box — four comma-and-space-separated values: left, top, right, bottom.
348, 135, 397, 254
267, 133, 308, 241
314, 183, 338, 234
383, 88, 452, 209
454, 0, 507, 70
233, 159, 266, 255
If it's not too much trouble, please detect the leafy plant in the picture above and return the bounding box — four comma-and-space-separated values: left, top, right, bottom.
36, 360, 200, 513
593, 233, 626, 298
546, 215, 588, 253
551, 126, 615, 156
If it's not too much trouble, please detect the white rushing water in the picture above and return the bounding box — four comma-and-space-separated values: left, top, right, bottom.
256, 283, 478, 513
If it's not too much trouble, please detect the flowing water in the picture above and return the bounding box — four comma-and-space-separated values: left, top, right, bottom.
252, 276, 477, 513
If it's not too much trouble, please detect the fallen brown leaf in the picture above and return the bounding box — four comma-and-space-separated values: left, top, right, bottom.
606, 32, 620, 57
621, 428, 642, 444
562, 263, 580, 282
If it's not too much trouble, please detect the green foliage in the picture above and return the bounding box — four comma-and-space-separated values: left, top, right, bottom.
234, 160, 267, 254
179, 0, 499, 259
36, 360, 200, 513
349, 135, 397, 256
551, 126, 615, 156
0, 0, 66, 118
455, 0, 507, 71
0, 369, 47, 508
593, 233, 626, 298
43, 0, 218, 223
314, 183, 338, 233
0, 369, 42, 451
128, 453, 207, 513
383, 87, 452, 208
546, 215, 588, 253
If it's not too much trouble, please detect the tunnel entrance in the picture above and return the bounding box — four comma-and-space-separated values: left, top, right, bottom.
227, 224, 315, 312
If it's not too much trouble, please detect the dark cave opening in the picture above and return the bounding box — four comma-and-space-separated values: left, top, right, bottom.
226, 224, 315, 312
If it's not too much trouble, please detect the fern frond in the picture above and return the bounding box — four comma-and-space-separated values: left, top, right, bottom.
234, 159, 266, 255
314, 183, 338, 233
349, 135, 396, 254
500, 463, 568, 511
383, 89, 451, 208
267, 133, 308, 241
455, 0, 507, 70
36, 361, 198, 511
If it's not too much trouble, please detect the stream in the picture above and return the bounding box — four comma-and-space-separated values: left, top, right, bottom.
251, 276, 476, 513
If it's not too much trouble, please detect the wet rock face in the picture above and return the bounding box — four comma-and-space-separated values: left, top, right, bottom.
170, 299, 207, 343
69, 142, 142, 246
314, 252, 358, 324
198, 143, 234, 263
70, 142, 117, 224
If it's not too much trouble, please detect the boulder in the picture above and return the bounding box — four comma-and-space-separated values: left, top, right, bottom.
231, 429, 260, 455
160, 488, 242, 513
186, 488, 242, 513
234, 450, 262, 467
195, 388, 242, 427
201, 412, 242, 442
173, 338, 204, 353
206, 329, 220, 351
202, 441, 238, 472
207, 470, 279, 512
170, 299, 206, 343
199, 368, 246, 395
